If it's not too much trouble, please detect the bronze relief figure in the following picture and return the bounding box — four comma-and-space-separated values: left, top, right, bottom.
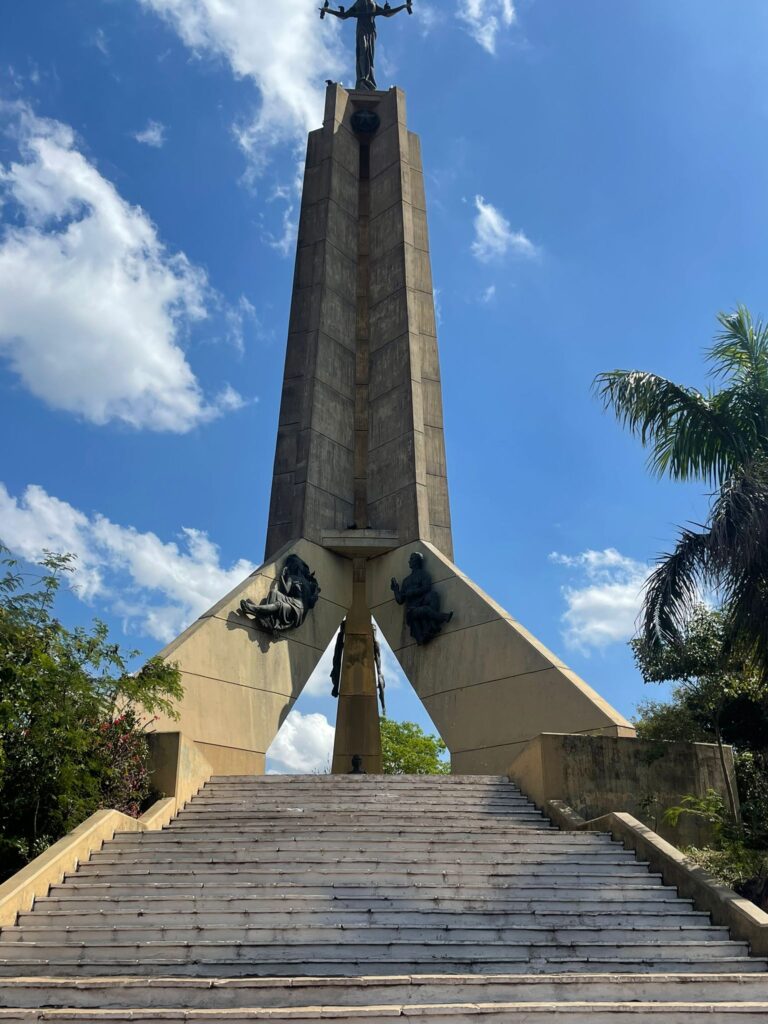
391, 551, 453, 645
240, 555, 320, 635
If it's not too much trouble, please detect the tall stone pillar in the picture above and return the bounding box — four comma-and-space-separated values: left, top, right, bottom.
331, 559, 382, 775
265, 84, 453, 563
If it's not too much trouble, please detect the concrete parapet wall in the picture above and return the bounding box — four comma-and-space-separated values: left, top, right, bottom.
545, 801, 768, 957
146, 732, 214, 809
511, 732, 738, 846
0, 810, 146, 929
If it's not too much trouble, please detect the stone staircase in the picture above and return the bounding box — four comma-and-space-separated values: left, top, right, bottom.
0, 774, 766, 1020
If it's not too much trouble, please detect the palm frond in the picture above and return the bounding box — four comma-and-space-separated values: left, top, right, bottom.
719, 570, 768, 683
593, 370, 740, 484
707, 462, 768, 575
641, 528, 713, 649
710, 306, 768, 387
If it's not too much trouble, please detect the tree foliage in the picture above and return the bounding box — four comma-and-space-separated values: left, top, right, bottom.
633, 605, 768, 841
0, 549, 182, 879
380, 718, 449, 775
631, 605, 767, 823
595, 307, 768, 677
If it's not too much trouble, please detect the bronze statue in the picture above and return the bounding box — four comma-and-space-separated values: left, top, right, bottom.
391, 552, 453, 645
330, 619, 346, 697
239, 555, 320, 635
320, 0, 413, 93
373, 623, 386, 714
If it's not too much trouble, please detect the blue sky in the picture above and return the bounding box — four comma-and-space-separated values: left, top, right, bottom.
2, 0, 768, 772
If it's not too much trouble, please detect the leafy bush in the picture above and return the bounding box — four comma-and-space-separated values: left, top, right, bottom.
663, 789, 768, 910
0, 549, 182, 881
684, 843, 768, 897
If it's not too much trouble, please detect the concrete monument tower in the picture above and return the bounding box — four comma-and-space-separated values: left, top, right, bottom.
150, 9, 636, 775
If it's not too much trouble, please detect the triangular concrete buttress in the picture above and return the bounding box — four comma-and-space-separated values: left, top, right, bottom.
150, 539, 351, 776
369, 541, 636, 775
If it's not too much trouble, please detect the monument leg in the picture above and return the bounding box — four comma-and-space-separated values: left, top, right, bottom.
369, 541, 636, 776
331, 558, 383, 774
152, 539, 352, 775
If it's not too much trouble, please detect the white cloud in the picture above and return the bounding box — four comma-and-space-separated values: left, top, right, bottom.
0, 104, 243, 432
481, 284, 496, 304
303, 639, 337, 699
0, 482, 255, 643
133, 120, 167, 148
137, 0, 344, 172
224, 295, 259, 354
267, 710, 335, 774
418, 3, 439, 36
91, 29, 110, 57
433, 287, 443, 327
458, 0, 515, 55
549, 548, 650, 654
264, 202, 297, 258
471, 196, 538, 263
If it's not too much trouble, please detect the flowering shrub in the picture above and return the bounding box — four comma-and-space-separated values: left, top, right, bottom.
94, 710, 157, 818
0, 550, 182, 882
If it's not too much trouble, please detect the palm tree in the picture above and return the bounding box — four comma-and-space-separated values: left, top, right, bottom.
594, 306, 768, 679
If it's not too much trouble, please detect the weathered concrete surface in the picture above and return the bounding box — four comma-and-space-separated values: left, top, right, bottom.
266, 83, 452, 562
146, 732, 215, 809
368, 541, 635, 774
151, 540, 351, 775
511, 733, 739, 847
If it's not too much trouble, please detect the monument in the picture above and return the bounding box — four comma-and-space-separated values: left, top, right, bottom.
150, 6, 636, 775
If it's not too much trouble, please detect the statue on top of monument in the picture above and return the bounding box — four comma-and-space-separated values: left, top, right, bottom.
319, 0, 413, 93
391, 551, 453, 646
239, 554, 320, 635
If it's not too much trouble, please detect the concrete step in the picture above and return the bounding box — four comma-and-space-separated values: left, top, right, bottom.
183, 800, 538, 812
0, 939, 752, 963
38, 891, 693, 911
85, 849, 640, 866
106, 839, 614, 855
18, 910, 712, 929
190, 787, 530, 797
165, 819, 551, 831
0, 958, 764, 979
171, 809, 547, 819
200, 775, 511, 785
67, 865, 659, 883
112, 831, 606, 847
171, 811, 548, 819
2, 924, 731, 945
2, 973, 768, 1011
48, 882, 674, 899
158, 827, 558, 839
3, 1003, 768, 1021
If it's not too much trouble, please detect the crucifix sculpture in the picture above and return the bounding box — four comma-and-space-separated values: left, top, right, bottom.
320, 0, 413, 92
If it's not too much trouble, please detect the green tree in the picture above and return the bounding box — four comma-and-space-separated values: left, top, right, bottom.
380, 718, 449, 775
630, 606, 768, 831
0, 549, 182, 878
595, 307, 768, 677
